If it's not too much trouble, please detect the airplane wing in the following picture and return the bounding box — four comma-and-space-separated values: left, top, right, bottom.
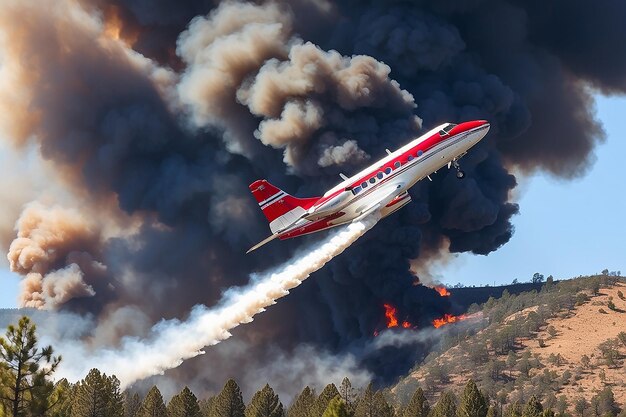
352, 183, 404, 220
246, 233, 280, 254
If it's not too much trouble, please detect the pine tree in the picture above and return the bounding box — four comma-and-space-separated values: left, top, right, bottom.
288, 387, 315, 417
70, 368, 123, 417
168, 387, 201, 417
372, 391, 394, 417
522, 396, 543, 417
48, 379, 74, 417
124, 392, 142, 417
211, 379, 245, 417
245, 384, 283, 417
313, 385, 339, 417
458, 380, 488, 417
136, 386, 167, 417
431, 391, 456, 417
0, 316, 61, 417
486, 407, 497, 417
338, 378, 357, 413
199, 397, 215, 417
590, 387, 619, 416
403, 387, 429, 417
322, 397, 349, 417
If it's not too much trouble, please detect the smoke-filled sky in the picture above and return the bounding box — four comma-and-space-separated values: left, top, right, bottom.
0, 0, 625, 396
2, 95, 624, 300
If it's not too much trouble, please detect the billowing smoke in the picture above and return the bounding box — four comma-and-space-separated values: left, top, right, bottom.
0, 0, 621, 389
7, 203, 105, 309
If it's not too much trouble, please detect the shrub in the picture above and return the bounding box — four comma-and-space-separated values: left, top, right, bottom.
547, 325, 557, 338
575, 292, 589, 305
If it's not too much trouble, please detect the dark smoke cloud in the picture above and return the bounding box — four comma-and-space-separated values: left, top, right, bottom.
0, 0, 619, 387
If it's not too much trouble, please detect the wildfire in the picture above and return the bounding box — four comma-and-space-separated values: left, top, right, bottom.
383, 303, 399, 328
432, 313, 468, 328
434, 286, 451, 297
375, 303, 414, 335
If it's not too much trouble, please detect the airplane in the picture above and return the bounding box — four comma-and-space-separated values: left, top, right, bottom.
247, 120, 490, 253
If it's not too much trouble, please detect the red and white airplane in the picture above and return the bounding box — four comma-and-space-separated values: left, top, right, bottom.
247, 120, 490, 253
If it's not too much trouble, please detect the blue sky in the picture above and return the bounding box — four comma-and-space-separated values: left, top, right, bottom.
438, 94, 626, 286
0, 95, 624, 307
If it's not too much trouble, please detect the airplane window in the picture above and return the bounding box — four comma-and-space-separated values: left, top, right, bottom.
369, 177, 376, 184
361, 181, 368, 189
417, 150, 423, 156
377, 172, 383, 179
385, 167, 392, 175
439, 123, 457, 136
353, 186, 362, 194
394, 161, 401, 168
408, 155, 414, 161
443, 123, 457, 133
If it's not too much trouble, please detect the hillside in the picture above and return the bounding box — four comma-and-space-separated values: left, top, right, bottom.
394, 275, 626, 415
448, 282, 545, 314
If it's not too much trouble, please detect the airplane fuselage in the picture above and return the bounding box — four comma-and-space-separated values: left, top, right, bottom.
247, 120, 490, 252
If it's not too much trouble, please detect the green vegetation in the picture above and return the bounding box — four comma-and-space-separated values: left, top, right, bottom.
396, 274, 626, 416
1, 274, 625, 417
0, 316, 61, 417
244, 384, 283, 417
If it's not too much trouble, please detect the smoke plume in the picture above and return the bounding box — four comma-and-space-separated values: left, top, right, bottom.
7, 203, 108, 309
56, 217, 376, 388
0, 0, 621, 390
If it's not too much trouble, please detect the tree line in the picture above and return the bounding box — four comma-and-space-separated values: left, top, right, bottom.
2, 311, 625, 417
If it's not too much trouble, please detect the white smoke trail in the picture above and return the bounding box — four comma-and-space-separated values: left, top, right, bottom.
55, 216, 378, 388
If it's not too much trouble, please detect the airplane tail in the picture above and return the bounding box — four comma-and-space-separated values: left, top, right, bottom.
249, 180, 320, 234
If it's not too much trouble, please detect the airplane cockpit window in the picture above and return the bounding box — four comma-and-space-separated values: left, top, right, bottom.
353, 186, 362, 195
439, 123, 457, 136
377, 172, 383, 179
385, 167, 392, 175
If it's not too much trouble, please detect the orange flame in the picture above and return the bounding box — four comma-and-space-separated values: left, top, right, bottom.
379, 303, 414, 332
434, 286, 451, 297
432, 313, 467, 328
383, 303, 399, 328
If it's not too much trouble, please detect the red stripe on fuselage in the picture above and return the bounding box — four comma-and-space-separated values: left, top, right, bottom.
313, 130, 448, 207
324, 120, 487, 200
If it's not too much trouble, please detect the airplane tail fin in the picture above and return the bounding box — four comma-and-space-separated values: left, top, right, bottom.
249, 180, 320, 234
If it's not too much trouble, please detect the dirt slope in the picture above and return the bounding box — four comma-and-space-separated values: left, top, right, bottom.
396, 281, 626, 411
525, 283, 626, 404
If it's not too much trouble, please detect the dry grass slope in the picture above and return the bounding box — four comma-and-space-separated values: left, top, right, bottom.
394, 277, 626, 415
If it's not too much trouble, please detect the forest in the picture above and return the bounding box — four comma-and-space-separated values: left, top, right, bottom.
2, 273, 625, 417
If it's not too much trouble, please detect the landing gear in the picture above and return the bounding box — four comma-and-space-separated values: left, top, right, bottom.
451, 159, 465, 180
